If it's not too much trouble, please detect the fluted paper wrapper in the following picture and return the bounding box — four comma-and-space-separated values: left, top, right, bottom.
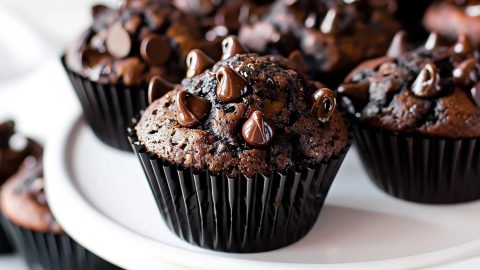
0, 223, 13, 253
1, 216, 122, 270
352, 122, 480, 204
61, 56, 148, 151
129, 130, 350, 253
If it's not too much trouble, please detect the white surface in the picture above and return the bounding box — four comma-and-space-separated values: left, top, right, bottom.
45, 104, 480, 270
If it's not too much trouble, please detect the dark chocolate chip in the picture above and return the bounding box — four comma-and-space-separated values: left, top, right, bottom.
452, 34, 474, 56
337, 82, 369, 104
176, 91, 211, 128
91, 4, 109, 19
216, 66, 249, 103
106, 22, 132, 59
124, 15, 143, 34
320, 8, 340, 34
222, 36, 249, 60
311, 88, 337, 123
471, 82, 480, 108
186, 49, 215, 78
140, 34, 171, 66
288, 50, 308, 73
148, 76, 175, 104
387, 30, 409, 57
241, 111, 276, 147
81, 48, 109, 69
452, 58, 480, 87
411, 62, 441, 97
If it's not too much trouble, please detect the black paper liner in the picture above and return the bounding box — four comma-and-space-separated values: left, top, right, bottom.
0, 216, 122, 270
351, 121, 480, 204
128, 130, 351, 253
0, 223, 13, 253
61, 56, 148, 152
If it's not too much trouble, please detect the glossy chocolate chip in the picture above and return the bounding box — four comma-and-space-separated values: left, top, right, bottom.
452, 34, 474, 56
471, 82, 480, 108
148, 76, 175, 104
453, 58, 480, 87
186, 49, 215, 78
387, 30, 409, 58
222, 36, 249, 60
106, 23, 132, 59
337, 82, 369, 104
320, 8, 340, 34
176, 91, 211, 128
411, 63, 441, 97
311, 88, 337, 123
140, 34, 172, 66
424, 32, 441, 50
81, 48, 109, 69
216, 66, 249, 103
241, 111, 276, 147
91, 4, 109, 19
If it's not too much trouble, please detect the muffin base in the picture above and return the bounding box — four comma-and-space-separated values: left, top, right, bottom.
129, 130, 351, 253
352, 121, 480, 204
61, 56, 148, 152
1, 215, 122, 270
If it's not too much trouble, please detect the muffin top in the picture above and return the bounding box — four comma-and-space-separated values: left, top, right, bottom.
237, 0, 401, 83
0, 121, 43, 185
64, 0, 220, 86
339, 34, 480, 138
424, 0, 480, 47
0, 148, 59, 233
136, 43, 349, 177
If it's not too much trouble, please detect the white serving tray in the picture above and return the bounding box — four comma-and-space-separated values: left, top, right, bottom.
45, 109, 480, 270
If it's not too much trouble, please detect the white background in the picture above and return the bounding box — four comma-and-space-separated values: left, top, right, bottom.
0, 0, 478, 269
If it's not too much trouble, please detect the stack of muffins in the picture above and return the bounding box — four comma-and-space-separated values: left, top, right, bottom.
23, 0, 473, 259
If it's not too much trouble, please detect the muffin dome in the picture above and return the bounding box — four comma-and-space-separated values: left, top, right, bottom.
65, 0, 220, 86
339, 35, 480, 138
136, 51, 349, 177
237, 0, 401, 82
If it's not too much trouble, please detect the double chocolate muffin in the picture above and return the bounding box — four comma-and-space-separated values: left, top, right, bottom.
339, 34, 480, 203
424, 0, 480, 47
63, 0, 220, 151
0, 151, 121, 269
0, 120, 42, 253
130, 38, 351, 252
237, 0, 401, 84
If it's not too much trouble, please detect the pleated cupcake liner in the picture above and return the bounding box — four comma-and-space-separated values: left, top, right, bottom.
351, 121, 480, 204
0, 215, 122, 270
128, 129, 351, 253
0, 222, 13, 254
61, 56, 148, 152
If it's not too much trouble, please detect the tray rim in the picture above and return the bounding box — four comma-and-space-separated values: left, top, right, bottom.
44, 112, 480, 270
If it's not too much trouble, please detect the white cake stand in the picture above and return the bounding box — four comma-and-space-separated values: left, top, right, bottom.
44, 109, 480, 270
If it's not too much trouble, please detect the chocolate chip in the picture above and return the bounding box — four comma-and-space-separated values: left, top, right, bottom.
106, 22, 132, 59
337, 82, 369, 104
174, 0, 216, 16
124, 15, 143, 34
452, 58, 480, 87
320, 8, 340, 34
216, 66, 249, 103
387, 30, 409, 57
140, 34, 171, 66
176, 91, 211, 128
91, 4, 109, 19
411, 62, 441, 97
186, 49, 215, 78
471, 82, 480, 108
424, 32, 441, 50
114, 57, 145, 86
288, 50, 308, 73
452, 34, 474, 56
311, 88, 337, 123
221, 36, 249, 60
148, 76, 175, 104
241, 111, 276, 147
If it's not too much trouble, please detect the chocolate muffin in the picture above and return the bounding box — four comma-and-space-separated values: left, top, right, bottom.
130, 39, 351, 252
0, 120, 42, 253
339, 34, 480, 203
237, 0, 401, 85
0, 154, 121, 269
424, 0, 480, 47
63, 0, 220, 151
